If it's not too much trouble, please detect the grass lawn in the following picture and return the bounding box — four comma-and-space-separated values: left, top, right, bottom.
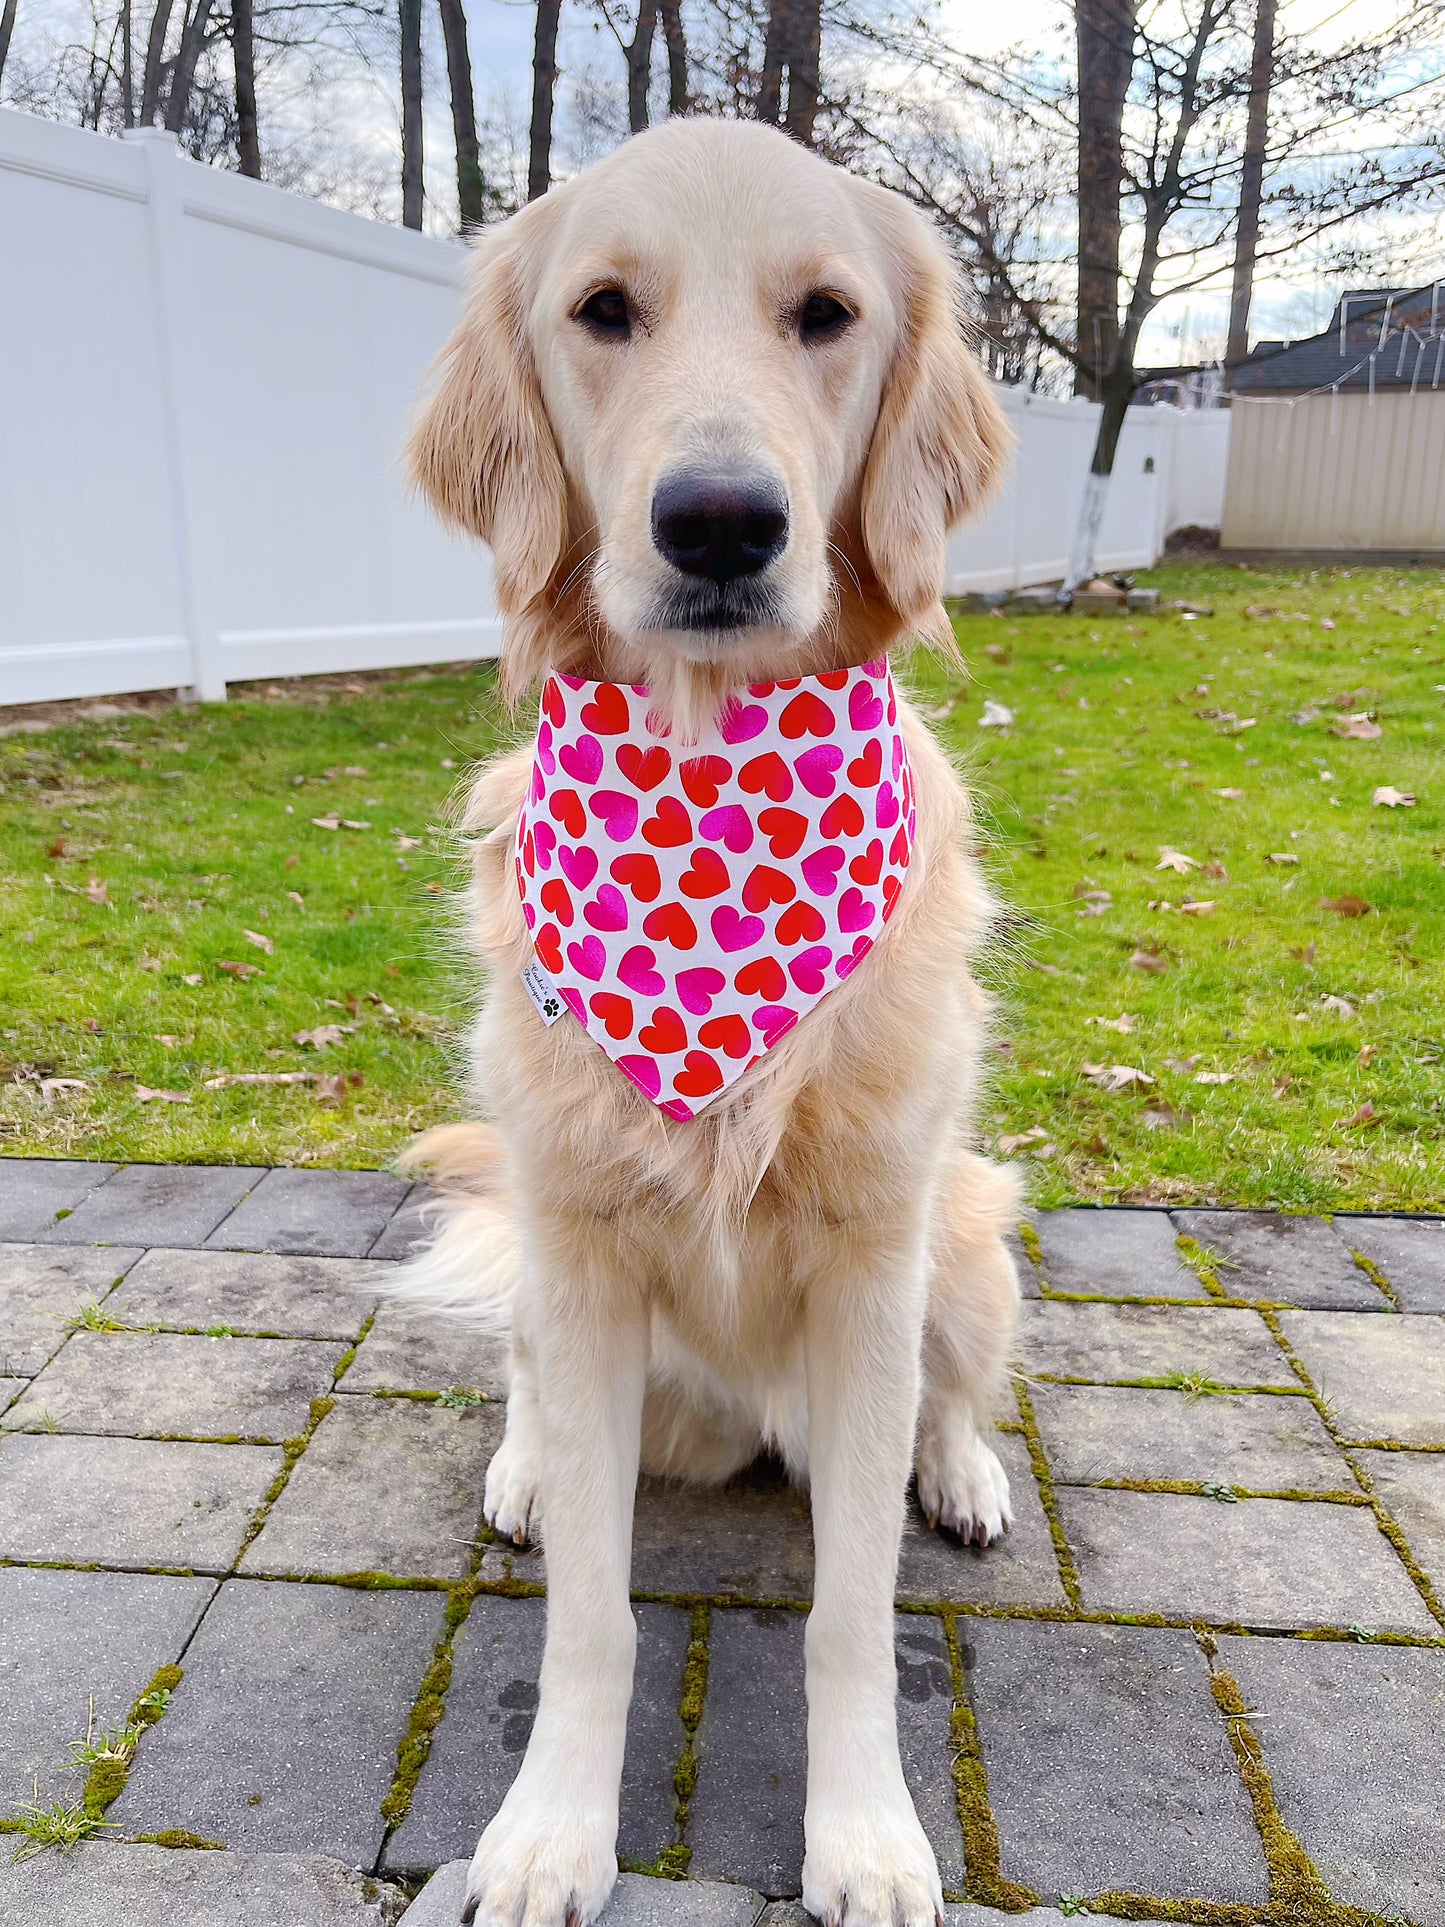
2, 559, 1442, 1209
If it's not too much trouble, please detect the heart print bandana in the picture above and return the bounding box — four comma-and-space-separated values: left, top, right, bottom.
514, 660, 916, 1120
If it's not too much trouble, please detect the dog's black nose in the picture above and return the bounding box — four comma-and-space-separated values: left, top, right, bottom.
651, 470, 788, 584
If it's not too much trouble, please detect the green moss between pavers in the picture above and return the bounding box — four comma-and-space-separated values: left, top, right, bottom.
133, 1828, 227, 1850
232, 1395, 335, 1564
331, 1307, 376, 1387
1174, 1234, 1231, 1301
942, 1611, 1038, 1912
654, 1601, 712, 1879
379, 1582, 478, 1828
1347, 1250, 1401, 1311
1011, 1379, 1083, 1607
1088, 1480, 1371, 1505
1015, 1221, 1044, 1273
80, 1662, 185, 1821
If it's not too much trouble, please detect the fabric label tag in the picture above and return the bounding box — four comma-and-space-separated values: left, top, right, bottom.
520, 957, 566, 1026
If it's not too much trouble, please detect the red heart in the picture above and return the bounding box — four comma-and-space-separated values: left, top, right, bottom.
882, 874, 903, 921
850, 839, 883, 886
589, 992, 634, 1041
779, 690, 835, 739
639, 1005, 688, 1054
617, 743, 671, 792
699, 1014, 752, 1061
818, 669, 850, 690
739, 752, 794, 803
742, 864, 795, 912
734, 956, 786, 1000
641, 796, 692, 847
548, 789, 587, 839
758, 808, 808, 859
680, 756, 731, 808
542, 680, 566, 726
848, 738, 882, 788
889, 824, 910, 868
673, 1050, 724, 1098
679, 848, 731, 899
539, 878, 573, 926
534, 923, 563, 972
820, 795, 864, 840
775, 901, 826, 945
611, 851, 661, 903
580, 683, 630, 734
521, 830, 536, 877
643, 901, 698, 950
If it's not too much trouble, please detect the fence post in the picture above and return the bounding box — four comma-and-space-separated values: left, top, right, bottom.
123, 128, 227, 701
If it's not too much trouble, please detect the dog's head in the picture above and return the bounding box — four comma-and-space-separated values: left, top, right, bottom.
410, 119, 1010, 699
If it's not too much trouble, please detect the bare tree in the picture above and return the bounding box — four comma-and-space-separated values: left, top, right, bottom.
232, 0, 260, 173
758, 0, 821, 143
1074, 0, 1134, 398
1225, 0, 1275, 365
140, 0, 176, 122
119, 0, 134, 122
659, 0, 686, 113
164, 0, 215, 132
399, 0, 423, 225
0, 0, 20, 88
529, 0, 561, 197
439, 0, 486, 226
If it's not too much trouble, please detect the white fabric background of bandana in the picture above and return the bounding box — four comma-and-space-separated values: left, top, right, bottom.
515, 660, 916, 1120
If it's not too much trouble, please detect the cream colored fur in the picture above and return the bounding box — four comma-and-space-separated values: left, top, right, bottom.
394, 117, 1021, 1927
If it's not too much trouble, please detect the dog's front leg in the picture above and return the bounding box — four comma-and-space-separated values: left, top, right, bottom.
801, 1220, 943, 1927
462, 1226, 646, 1927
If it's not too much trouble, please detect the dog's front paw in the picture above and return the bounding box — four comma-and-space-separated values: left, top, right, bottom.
484, 1427, 543, 1545
460, 1794, 615, 1926
803, 1793, 943, 1927
914, 1424, 1011, 1547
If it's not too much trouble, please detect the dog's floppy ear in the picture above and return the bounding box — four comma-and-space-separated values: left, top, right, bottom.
408, 205, 567, 617
859, 196, 1013, 631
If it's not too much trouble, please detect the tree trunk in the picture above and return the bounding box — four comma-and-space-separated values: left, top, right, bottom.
120, 0, 135, 125
232, 0, 260, 175
783, 0, 819, 143
1074, 0, 1134, 399
400, 0, 424, 228
659, 0, 686, 115
1062, 361, 1136, 592
625, 0, 658, 134
758, 0, 789, 122
438, 0, 485, 228
0, 0, 19, 88
1226, 0, 1275, 368
141, 0, 176, 124
164, 0, 214, 134
528, 0, 561, 200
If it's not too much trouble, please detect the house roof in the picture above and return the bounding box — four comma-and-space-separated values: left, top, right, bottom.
1230, 284, 1445, 393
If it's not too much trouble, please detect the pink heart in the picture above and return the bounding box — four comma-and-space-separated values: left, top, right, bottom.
699, 804, 754, 854
892, 735, 905, 779
559, 734, 604, 784
876, 781, 899, 829
559, 845, 598, 889
560, 987, 586, 1022
849, 680, 884, 730
537, 719, 556, 774
836, 934, 874, 978
522, 900, 536, 929
838, 886, 875, 933
529, 764, 545, 804
677, 966, 727, 1015
531, 822, 556, 871
618, 945, 665, 995
590, 790, 638, 841
712, 905, 765, 953
567, 935, 607, 981
618, 1055, 662, 1099
719, 701, 768, 745
753, 1003, 798, 1046
795, 745, 844, 799
789, 945, 833, 993
801, 847, 844, 897
584, 884, 628, 932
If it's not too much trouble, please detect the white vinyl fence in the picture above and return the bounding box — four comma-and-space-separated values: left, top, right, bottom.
0, 111, 1230, 706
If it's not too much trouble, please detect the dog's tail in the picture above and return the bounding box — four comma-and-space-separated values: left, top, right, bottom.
383, 1123, 521, 1337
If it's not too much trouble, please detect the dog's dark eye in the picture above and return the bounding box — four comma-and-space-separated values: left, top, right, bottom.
576, 287, 631, 337
797, 293, 852, 341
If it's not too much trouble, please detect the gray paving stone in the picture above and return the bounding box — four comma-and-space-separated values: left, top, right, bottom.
0, 1432, 282, 1569
1172, 1210, 1385, 1309
688, 1606, 806, 1896
113, 1577, 446, 1864
3, 1330, 344, 1442
1336, 1214, 1445, 1312
0, 1567, 214, 1803
0, 1377, 25, 1412
0, 1243, 143, 1375
963, 1619, 1269, 1902
367, 1183, 436, 1261
1279, 1310, 1445, 1444
894, 1615, 967, 1893
385, 1596, 688, 1874
0, 1158, 117, 1241
1358, 1448, 1445, 1598
1031, 1382, 1350, 1492
1032, 1208, 1201, 1299
403, 1866, 765, 1927
897, 1430, 1067, 1608
342, 1300, 509, 1397
763, 1912, 1162, 1927
1219, 1636, 1445, 1925
1017, 1298, 1291, 1387
1059, 1487, 1439, 1632
206, 1167, 410, 1258
632, 1463, 814, 1600
38, 1163, 264, 1249
0, 1846, 410, 1927
240, 1396, 497, 1579
110, 1246, 383, 1338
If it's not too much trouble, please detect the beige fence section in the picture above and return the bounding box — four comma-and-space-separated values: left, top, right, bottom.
1223, 389, 1445, 553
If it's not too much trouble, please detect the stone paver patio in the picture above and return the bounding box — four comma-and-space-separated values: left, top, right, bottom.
0, 1157, 1441, 1927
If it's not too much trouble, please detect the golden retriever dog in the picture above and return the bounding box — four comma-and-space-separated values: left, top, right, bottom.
396, 116, 1021, 1927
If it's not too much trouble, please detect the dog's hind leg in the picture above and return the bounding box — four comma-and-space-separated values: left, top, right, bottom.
915, 1151, 1021, 1546
484, 1316, 545, 1545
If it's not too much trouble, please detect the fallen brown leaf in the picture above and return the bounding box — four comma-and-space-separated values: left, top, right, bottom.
1128, 946, 1169, 973
1320, 994, 1357, 1017
998, 1126, 1050, 1155
1202, 860, 1229, 881
1081, 1061, 1155, 1093
1164, 1054, 1202, 1073
315, 1070, 364, 1105
293, 1024, 356, 1049
1194, 1070, 1234, 1085
1335, 1100, 1379, 1129
1157, 848, 1200, 873
135, 1086, 190, 1104
181, 972, 203, 986
40, 1078, 89, 1102
243, 929, 275, 955
1141, 1103, 1179, 1131
1086, 1014, 1138, 1034
1331, 716, 1382, 741
204, 1071, 319, 1089
84, 877, 108, 904
1320, 896, 1371, 917
1264, 852, 1300, 866
1358, 1044, 1378, 1067
217, 960, 262, 980
1372, 786, 1416, 808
